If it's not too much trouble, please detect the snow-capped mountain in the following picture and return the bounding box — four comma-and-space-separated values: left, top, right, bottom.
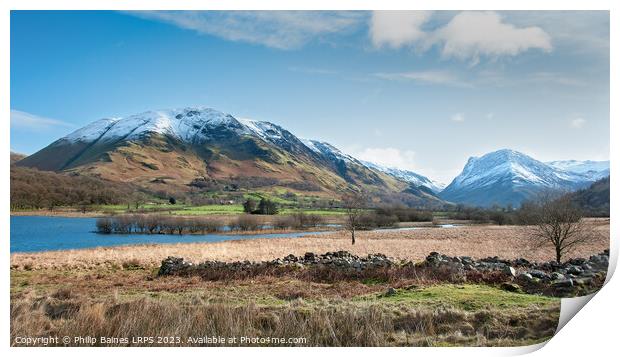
17, 107, 443, 207
65, 107, 288, 147
59, 108, 338, 161
440, 149, 595, 207
547, 160, 609, 181
361, 161, 445, 193
302, 139, 359, 164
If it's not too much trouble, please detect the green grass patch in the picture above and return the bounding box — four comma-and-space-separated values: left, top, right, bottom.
361, 277, 388, 286
171, 204, 244, 215
358, 284, 558, 311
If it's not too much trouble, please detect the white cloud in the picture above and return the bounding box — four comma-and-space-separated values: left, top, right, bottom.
131, 11, 364, 50
570, 118, 586, 128
375, 68, 586, 90
370, 11, 552, 64
11, 110, 75, 131
374, 70, 471, 87
502, 11, 608, 56
526, 72, 586, 87
370, 11, 432, 49
433, 12, 552, 63
352, 147, 417, 171
451, 113, 465, 122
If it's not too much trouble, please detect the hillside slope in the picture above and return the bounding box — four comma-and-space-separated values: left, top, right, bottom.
17, 107, 442, 207
568, 176, 610, 217
10, 152, 26, 165
10, 166, 134, 209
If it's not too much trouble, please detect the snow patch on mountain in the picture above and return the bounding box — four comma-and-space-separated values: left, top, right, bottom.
301, 139, 358, 163
547, 160, 610, 180
64, 117, 121, 142
63, 107, 247, 144
361, 161, 445, 193
238, 118, 285, 142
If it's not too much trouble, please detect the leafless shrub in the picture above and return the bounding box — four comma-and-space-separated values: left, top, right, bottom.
235, 214, 262, 231
273, 216, 294, 230
134, 215, 147, 233
528, 192, 595, 263
95, 218, 113, 234
112, 215, 133, 234
172, 217, 187, 235
288, 212, 325, 229
305, 214, 324, 227
159, 217, 176, 235
146, 215, 161, 234
342, 192, 368, 245
203, 218, 222, 233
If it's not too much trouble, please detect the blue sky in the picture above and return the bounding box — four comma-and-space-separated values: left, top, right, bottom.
10, 10, 609, 183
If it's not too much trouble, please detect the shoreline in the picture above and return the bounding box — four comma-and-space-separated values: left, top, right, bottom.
10, 222, 609, 270
10, 224, 476, 255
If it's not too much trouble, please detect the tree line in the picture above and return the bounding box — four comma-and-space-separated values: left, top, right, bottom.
10, 167, 133, 210
96, 212, 326, 235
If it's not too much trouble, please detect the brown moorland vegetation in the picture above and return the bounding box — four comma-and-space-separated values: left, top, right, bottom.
11, 266, 560, 347
10, 219, 608, 270
10, 166, 136, 210
10, 219, 606, 347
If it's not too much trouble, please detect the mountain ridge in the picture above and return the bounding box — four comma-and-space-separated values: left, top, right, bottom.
440, 149, 605, 207
17, 107, 442, 208
360, 161, 445, 193
15, 107, 608, 208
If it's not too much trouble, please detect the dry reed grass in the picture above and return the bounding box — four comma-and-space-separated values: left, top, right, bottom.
11, 220, 609, 270
10, 284, 559, 347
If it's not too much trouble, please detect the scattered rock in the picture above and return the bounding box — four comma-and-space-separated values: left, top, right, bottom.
158, 256, 191, 276
567, 266, 583, 275
552, 279, 574, 288
157, 250, 609, 297
529, 270, 548, 279
550, 272, 565, 281
384, 287, 397, 297
503, 266, 517, 277
500, 282, 522, 293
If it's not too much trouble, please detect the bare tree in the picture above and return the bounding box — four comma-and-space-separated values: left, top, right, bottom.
529, 192, 592, 263
342, 191, 368, 245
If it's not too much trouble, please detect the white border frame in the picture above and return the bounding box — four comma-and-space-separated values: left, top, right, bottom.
2, 1, 616, 356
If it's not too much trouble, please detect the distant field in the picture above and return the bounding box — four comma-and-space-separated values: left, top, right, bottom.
170, 204, 244, 215
9, 206, 349, 218
25, 203, 350, 216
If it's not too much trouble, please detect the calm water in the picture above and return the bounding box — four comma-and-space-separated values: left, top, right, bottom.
10, 216, 330, 253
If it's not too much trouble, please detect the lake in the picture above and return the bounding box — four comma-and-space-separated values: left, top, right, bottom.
10, 216, 331, 253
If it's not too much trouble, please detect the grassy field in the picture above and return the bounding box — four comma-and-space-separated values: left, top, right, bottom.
10, 266, 559, 347
10, 220, 608, 346
12, 203, 349, 217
